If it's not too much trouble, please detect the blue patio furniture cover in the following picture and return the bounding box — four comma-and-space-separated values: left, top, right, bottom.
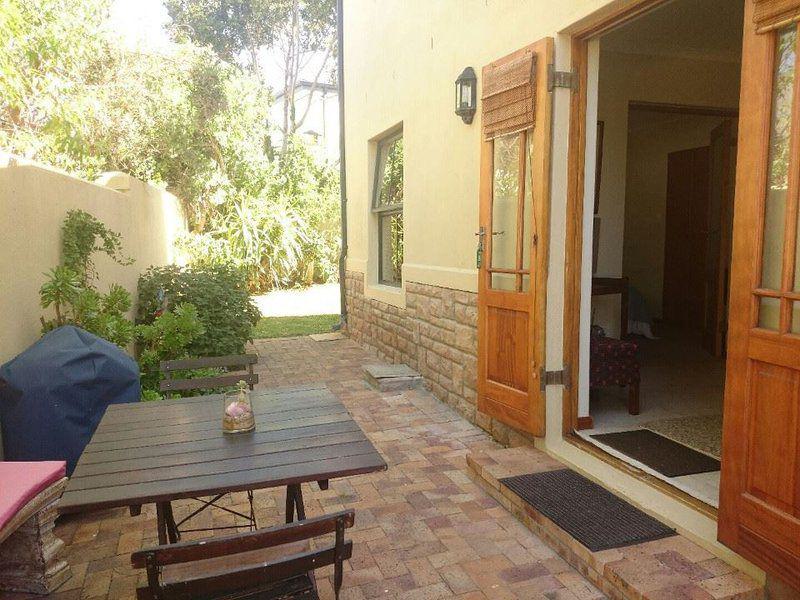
0, 326, 140, 475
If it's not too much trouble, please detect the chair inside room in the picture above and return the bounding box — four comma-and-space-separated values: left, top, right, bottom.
589, 280, 641, 415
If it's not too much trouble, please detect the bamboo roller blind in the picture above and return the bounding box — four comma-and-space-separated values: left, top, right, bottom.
482, 50, 536, 140
754, 0, 800, 32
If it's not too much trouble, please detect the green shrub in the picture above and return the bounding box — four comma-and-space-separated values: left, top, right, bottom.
136, 302, 205, 392
137, 263, 260, 357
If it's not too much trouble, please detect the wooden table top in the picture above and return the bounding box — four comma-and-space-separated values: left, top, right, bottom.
59, 384, 387, 514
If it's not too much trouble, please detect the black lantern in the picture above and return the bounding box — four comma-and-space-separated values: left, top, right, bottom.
455, 67, 477, 124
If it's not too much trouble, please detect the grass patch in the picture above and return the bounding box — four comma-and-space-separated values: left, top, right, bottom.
252, 314, 340, 339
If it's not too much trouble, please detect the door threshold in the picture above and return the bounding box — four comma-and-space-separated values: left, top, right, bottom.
566, 432, 718, 520
466, 445, 761, 600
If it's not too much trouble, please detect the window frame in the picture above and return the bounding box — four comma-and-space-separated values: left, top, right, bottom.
372, 130, 404, 286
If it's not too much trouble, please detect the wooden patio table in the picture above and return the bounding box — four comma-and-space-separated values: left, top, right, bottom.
58, 384, 387, 544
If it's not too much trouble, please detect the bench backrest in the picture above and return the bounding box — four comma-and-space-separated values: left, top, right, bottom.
131, 509, 354, 600
159, 354, 258, 397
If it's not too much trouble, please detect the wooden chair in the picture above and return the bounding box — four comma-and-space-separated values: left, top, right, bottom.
156, 354, 260, 541
131, 509, 354, 600
159, 354, 259, 399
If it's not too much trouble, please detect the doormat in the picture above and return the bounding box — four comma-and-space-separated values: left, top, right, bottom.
500, 469, 676, 552
591, 429, 720, 477
643, 414, 722, 460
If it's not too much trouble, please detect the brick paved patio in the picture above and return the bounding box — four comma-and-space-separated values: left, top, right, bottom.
12, 335, 605, 600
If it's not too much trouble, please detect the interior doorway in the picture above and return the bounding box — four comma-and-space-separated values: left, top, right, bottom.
571, 0, 744, 507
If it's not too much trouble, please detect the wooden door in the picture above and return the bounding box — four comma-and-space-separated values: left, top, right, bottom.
719, 1, 800, 588
702, 120, 737, 356
662, 147, 710, 330
477, 38, 552, 435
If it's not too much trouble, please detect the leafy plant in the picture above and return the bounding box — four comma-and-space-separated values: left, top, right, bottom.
137, 263, 260, 357
136, 303, 205, 394
39, 211, 135, 347
40, 271, 135, 347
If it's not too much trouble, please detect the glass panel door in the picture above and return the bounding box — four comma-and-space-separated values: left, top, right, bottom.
489, 130, 533, 292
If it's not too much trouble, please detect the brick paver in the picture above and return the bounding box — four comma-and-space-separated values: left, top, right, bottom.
8, 336, 604, 600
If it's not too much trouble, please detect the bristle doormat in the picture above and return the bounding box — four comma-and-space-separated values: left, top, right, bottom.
643, 414, 722, 460
591, 429, 720, 477
500, 469, 676, 552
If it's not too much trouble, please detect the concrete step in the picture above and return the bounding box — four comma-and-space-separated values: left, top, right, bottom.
363, 363, 423, 392
466, 446, 764, 600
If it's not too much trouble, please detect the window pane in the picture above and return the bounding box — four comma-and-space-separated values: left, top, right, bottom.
791, 302, 800, 333
761, 27, 796, 290
491, 273, 517, 291
758, 296, 781, 330
491, 134, 520, 271
379, 212, 403, 285
375, 137, 403, 208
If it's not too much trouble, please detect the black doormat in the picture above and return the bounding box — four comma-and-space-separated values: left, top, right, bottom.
591, 429, 721, 477
500, 469, 676, 552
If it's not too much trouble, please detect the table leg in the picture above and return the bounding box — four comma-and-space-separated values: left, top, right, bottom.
156, 502, 168, 545
285, 484, 306, 523
164, 502, 180, 543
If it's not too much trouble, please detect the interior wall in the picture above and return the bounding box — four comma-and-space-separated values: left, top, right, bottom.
590, 49, 741, 337
623, 110, 728, 318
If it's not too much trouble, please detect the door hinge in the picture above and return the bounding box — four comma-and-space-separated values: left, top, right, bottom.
539, 364, 571, 391
547, 64, 578, 92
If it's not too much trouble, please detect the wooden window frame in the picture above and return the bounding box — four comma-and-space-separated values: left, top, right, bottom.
372, 131, 404, 286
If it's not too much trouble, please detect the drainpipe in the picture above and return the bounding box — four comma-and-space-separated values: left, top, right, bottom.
335, 0, 348, 330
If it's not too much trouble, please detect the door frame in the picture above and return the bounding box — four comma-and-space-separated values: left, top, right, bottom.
562, 0, 674, 436
560, 0, 736, 520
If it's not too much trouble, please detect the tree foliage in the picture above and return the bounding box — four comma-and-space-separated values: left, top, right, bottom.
165, 0, 336, 145
0, 0, 340, 291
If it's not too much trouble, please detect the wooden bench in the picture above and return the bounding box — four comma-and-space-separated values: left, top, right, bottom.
131, 509, 354, 600
159, 354, 259, 398
0, 461, 71, 594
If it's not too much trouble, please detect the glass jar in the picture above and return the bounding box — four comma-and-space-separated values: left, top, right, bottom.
222, 382, 255, 434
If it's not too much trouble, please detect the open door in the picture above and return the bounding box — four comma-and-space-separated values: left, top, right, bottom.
476, 38, 552, 435
703, 120, 737, 357
719, 0, 800, 588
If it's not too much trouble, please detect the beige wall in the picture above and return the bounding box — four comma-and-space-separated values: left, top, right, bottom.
343, 0, 620, 304
0, 155, 185, 364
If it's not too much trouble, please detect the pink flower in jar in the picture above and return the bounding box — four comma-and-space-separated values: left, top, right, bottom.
225, 401, 249, 418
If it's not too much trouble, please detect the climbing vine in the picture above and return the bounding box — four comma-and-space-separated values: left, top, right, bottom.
60, 209, 133, 287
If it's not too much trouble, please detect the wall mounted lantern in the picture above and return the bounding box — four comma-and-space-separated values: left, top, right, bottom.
455, 67, 477, 124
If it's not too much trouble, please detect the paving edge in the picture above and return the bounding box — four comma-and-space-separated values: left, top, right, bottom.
466, 451, 765, 600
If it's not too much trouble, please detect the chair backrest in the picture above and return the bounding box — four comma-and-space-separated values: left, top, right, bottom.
159, 354, 258, 397
131, 509, 354, 600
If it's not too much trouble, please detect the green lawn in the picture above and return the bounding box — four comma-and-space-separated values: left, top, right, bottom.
252, 314, 340, 339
